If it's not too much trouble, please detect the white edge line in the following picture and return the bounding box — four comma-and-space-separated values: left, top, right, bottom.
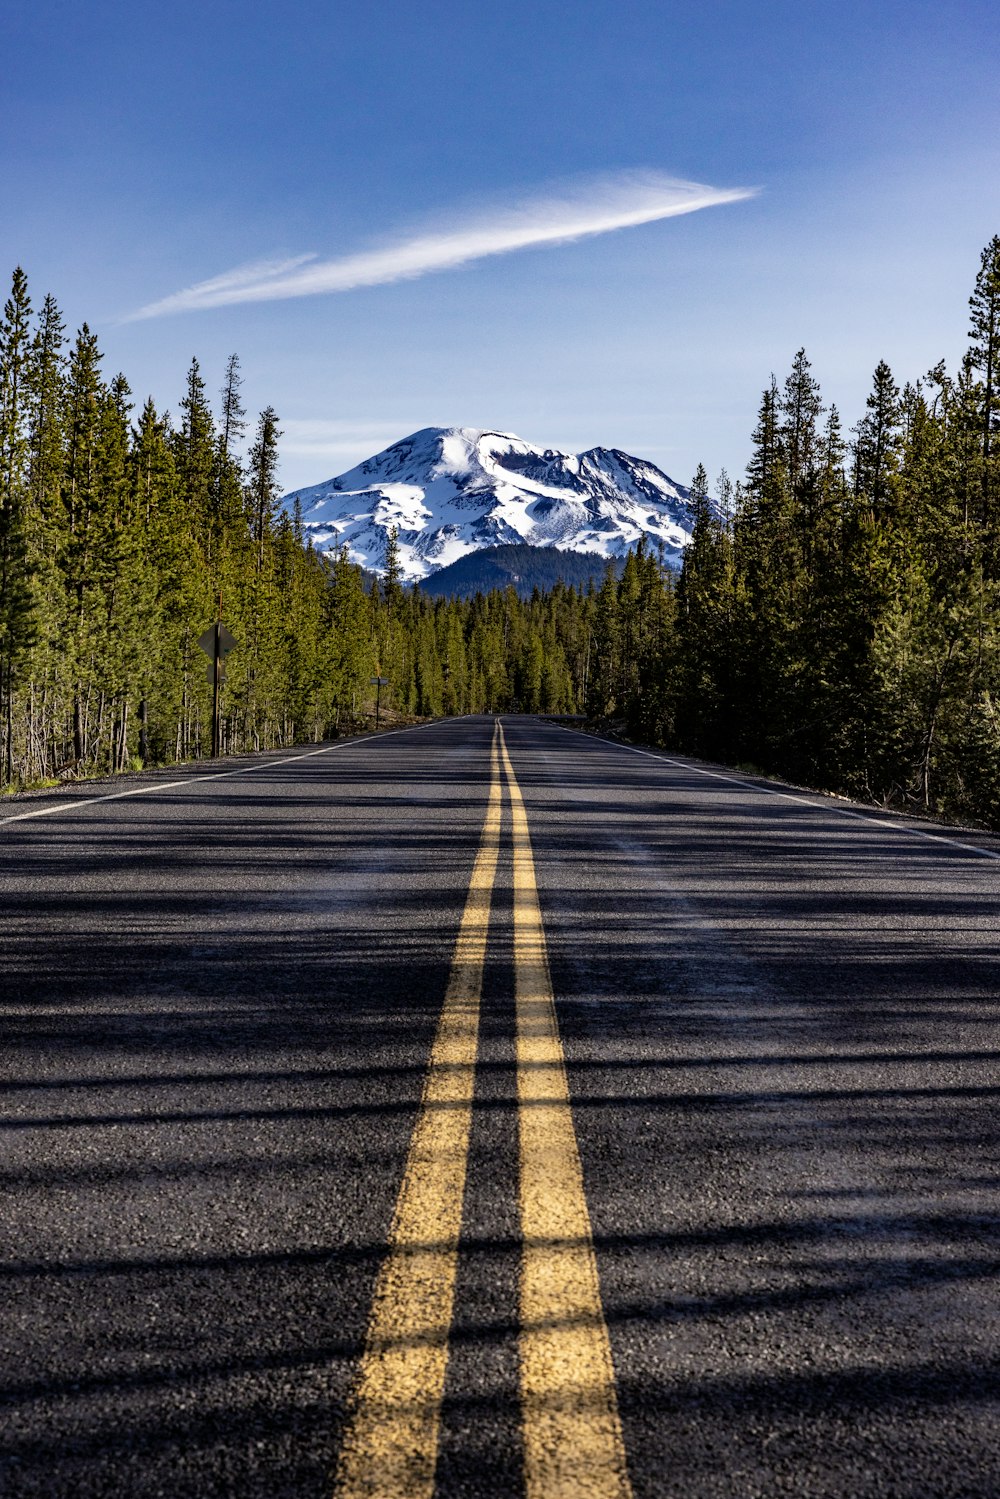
545, 721, 1000, 865
0, 720, 442, 829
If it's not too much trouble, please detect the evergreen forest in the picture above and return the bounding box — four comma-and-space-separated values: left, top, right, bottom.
1, 237, 999, 826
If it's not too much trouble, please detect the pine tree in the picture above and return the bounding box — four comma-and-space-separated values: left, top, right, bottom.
247, 405, 282, 572
733, 362, 806, 771
674, 464, 732, 756
780, 347, 824, 491
0, 268, 36, 783
129, 398, 177, 762
968, 235, 1000, 516
853, 360, 902, 518
327, 545, 376, 727
28, 293, 66, 515
745, 376, 781, 495
60, 324, 107, 764
587, 564, 620, 720
94, 373, 144, 771
22, 290, 67, 780
213, 353, 247, 545
175, 357, 217, 565
219, 353, 246, 462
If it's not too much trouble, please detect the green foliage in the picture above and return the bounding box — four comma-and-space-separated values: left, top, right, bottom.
661, 235, 1000, 825
6, 238, 1000, 832
0, 268, 37, 782
0, 280, 607, 787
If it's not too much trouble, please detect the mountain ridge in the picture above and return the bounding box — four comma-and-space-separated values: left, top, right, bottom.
281, 425, 696, 580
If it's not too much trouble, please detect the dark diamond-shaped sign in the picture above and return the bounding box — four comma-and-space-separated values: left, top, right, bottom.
198, 624, 238, 658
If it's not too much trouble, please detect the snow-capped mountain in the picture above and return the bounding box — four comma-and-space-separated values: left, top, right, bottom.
281, 426, 695, 581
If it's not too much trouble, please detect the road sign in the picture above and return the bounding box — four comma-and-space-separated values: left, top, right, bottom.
198, 621, 237, 758
369, 674, 389, 729
199, 624, 237, 658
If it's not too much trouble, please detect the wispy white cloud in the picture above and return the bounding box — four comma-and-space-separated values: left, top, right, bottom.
129, 171, 756, 320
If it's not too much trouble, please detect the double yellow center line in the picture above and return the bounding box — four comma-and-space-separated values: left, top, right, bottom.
334, 721, 631, 1499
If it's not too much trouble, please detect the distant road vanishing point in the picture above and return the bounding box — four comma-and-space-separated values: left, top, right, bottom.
3, 716, 1000, 1497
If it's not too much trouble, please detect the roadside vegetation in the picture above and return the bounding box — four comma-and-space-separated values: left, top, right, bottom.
1, 238, 999, 823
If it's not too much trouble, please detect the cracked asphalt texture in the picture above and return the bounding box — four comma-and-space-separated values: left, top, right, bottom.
3, 714, 1000, 1498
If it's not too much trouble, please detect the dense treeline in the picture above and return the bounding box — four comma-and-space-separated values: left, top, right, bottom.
663, 235, 1000, 823
0, 271, 370, 785
1, 238, 999, 825
0, 270, 596, 788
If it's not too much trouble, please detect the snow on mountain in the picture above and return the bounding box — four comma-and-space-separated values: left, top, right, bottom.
280, 426, 696, 581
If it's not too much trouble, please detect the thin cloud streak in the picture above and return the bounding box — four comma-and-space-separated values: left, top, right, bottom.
130, 172, 756, 319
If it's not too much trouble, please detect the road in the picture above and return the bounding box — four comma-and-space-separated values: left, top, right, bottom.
3, 714, 1000, 1498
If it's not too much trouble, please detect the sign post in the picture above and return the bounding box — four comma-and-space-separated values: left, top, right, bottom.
369, 676, 389, 730
198, 619, 238, 757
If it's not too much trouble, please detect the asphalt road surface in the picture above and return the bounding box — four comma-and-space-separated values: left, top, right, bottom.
3, 714, 1000, 1498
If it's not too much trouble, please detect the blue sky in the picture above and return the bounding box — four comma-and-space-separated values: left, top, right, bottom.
3, 0, 999, 490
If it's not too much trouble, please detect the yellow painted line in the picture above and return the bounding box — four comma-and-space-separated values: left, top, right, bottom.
333, 723, 503, 1499
498, 722, 633, 1499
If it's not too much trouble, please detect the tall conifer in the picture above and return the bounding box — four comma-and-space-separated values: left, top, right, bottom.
0, 269, 35, 782
968, 235, 1000, 513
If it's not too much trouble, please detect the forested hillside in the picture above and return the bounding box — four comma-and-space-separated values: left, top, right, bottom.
1, 237, 999, 824
418, 543, 625, 598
